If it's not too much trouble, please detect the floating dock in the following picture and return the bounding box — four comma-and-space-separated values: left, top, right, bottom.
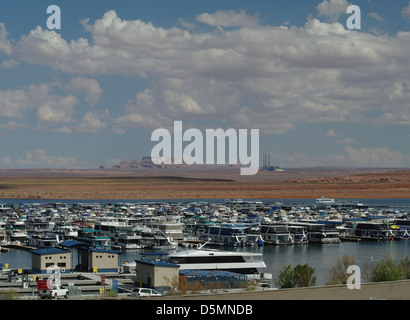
339, 236, 361, 242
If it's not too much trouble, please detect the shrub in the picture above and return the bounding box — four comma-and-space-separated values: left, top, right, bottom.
274, 265, 295, 289
400, 256, 410, 279
293, 264, 316, 287
369, 255, 405, 282
325, 254, 356, 285
0, 289, 19, 300
274, 264, 316, 289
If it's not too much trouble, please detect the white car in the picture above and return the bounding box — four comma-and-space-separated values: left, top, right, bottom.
130, 287, 162, 297
38, 284, 69, 299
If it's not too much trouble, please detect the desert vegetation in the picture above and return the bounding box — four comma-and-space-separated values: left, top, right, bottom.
0, 167, 409, 199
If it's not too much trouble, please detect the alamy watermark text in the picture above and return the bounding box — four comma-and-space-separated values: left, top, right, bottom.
151, 121, 259, 175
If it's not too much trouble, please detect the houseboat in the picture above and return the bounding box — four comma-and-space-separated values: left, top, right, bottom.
164, 248, 267, 277
196, 223, 248, 246
315, 196, 336, 207
259, 223, 294, 245
52, 225, 79, 241
28, 230, 59, 248
113, 231, 144, 250
75, 229, 111, 249
132, 226, 177, 250
353, 221, 398, 240
144, 215, 185, 241
286, 223, 309, 244
5, 219, 29, 244
289, 222, 340, 244
392, 219, 410, 239
93, 220, 134, 236
94, 220, 146, 250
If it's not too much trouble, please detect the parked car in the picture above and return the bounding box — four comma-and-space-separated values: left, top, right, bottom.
38, 281, 69, 299
129, 287, 162, 297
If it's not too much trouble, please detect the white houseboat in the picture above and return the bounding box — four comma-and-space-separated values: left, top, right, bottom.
196, 223, 248, 246
75, 229, 111, 249
353, 221, 397, 240
164, 248, 267, 277
288, 222, 340, 244
259, 223, 294, 245
113, 232, 144, 250
315, 196, 336, 207
28, 230, 60, 248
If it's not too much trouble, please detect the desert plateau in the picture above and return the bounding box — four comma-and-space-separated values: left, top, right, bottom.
0, 167, 409, 200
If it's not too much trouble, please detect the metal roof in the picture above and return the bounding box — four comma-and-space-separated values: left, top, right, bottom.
89, 248, 121, 254
58, 240, 88, 248
135, 259, 179, 268
31, 248, 70, 255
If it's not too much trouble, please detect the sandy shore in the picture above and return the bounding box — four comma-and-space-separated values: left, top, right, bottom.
0, 167, 409, 199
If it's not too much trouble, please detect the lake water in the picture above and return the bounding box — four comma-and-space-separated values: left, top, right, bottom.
1, 198, 410, 286
2, 240, 409, 286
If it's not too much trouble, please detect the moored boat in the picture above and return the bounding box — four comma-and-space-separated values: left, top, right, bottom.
163, 247, 267, 278
315, 196, 336, 207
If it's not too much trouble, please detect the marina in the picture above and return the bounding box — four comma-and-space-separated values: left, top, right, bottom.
0, 197, 410, 298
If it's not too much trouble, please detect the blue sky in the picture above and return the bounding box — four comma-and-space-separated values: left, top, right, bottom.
0, 0, 410, 169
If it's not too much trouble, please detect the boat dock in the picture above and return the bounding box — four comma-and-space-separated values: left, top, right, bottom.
339, 235, 361, 242
1, 243, 36, 251
0, 271, 135, 299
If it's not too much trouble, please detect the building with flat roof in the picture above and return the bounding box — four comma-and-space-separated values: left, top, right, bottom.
31, 248, 71, 274
56, 240, 121, 273
134, 259, 180, 291
83, 247, 121, 273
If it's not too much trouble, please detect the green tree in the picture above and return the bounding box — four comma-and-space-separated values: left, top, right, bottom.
293, 264, 316, 287
400, 256, 410, 279
370, 255, 405, 282
274, 265, 296, 289
274, 264, 316, 289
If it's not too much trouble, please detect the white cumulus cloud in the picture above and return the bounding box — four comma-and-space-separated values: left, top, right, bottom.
196, 10, 260, 28
64, 77, 103, 106
1, 9, 410, 138
3, 149, 78, 169
317, 0, 352, 22
345, 147, 403, 167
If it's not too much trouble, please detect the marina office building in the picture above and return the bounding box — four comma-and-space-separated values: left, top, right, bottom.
32, 241, 122, 274
31, 248, 71, 274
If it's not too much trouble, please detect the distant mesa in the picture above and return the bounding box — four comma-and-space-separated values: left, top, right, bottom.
105, 156, 240, 170
108, 156, 191, 170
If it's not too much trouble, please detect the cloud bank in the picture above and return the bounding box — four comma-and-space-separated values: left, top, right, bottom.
1, 2, 410, 168
5, 9, 409, 135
